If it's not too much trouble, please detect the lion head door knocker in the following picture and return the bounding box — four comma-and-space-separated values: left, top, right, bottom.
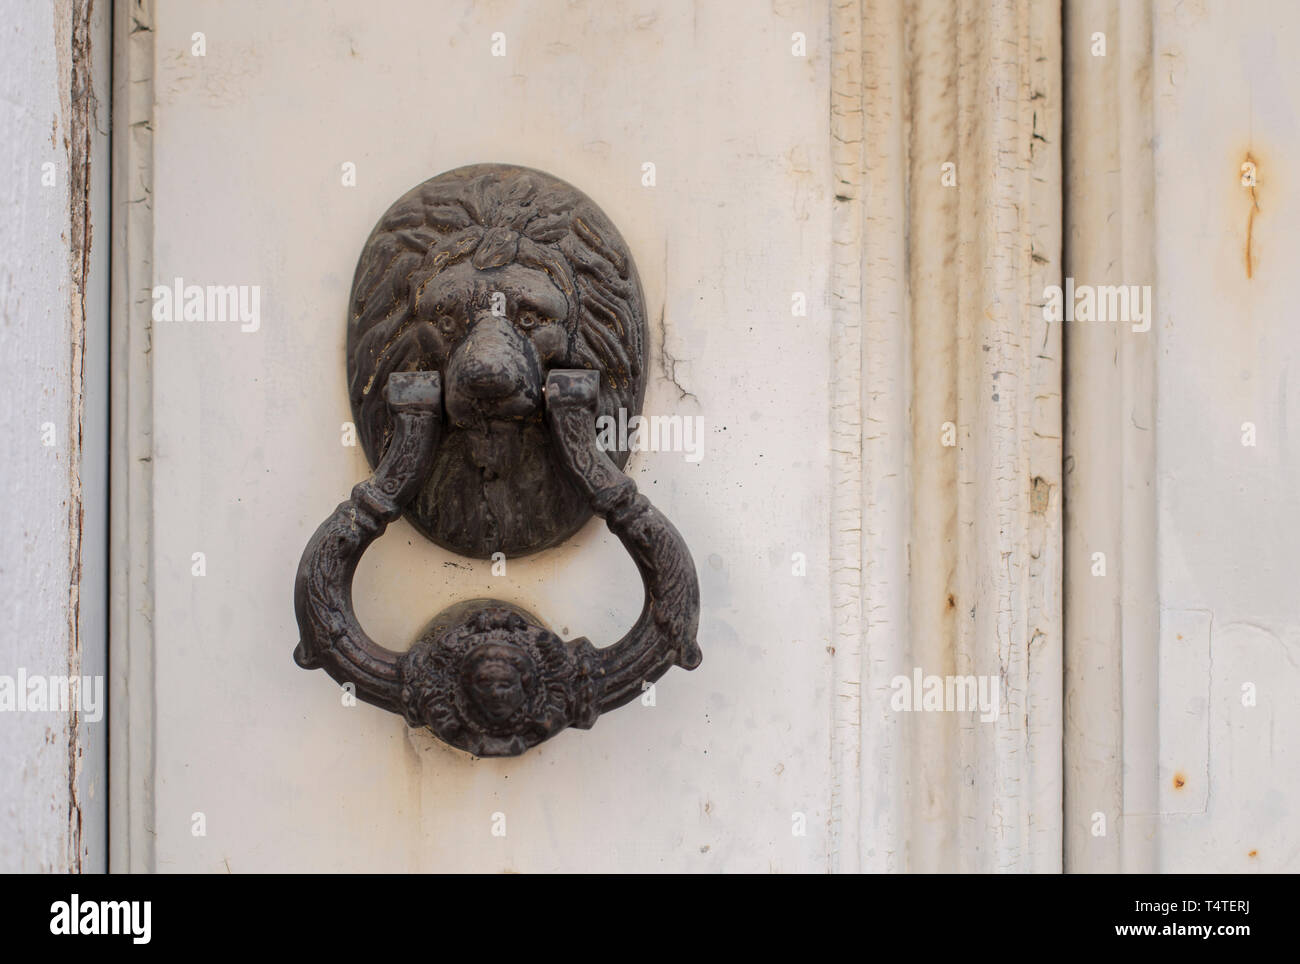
293, 164, 701, 757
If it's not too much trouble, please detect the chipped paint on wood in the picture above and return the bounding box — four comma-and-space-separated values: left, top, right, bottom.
0, 0, 108, 872
829, 0, 1063, 872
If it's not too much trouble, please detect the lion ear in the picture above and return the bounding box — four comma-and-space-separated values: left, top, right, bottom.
471, 226, 519, 269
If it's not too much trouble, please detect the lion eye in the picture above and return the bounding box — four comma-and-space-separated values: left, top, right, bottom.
516, 310, 548, 332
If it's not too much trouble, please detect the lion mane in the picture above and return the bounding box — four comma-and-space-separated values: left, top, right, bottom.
346, 163, 646, 465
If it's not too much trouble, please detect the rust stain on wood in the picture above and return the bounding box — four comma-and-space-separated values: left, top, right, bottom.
1242, 152, 1259, 279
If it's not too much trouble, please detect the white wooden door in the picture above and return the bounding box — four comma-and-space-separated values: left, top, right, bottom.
93, 0, 1300, 876
114, 0, 834, 873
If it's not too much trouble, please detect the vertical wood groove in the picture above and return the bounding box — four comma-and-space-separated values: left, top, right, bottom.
831, 0, 1063, 872
109, 0, 157, 874
1062, 0, 1157, 874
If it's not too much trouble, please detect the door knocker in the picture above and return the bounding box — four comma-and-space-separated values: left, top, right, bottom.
293, 164, 701, 757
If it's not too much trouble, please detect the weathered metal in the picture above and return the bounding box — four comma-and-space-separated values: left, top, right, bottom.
346, 163, 648, 558
293, 370, 700, 756
294, 166, 698, 757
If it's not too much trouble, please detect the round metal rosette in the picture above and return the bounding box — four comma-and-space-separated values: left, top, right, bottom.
397, 600, 597, 758
346, 163, 647, 558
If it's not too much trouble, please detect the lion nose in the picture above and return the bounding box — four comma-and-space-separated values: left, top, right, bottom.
461, 361, 517, 399
454, 314, 526, 399
442, 312, 543, 426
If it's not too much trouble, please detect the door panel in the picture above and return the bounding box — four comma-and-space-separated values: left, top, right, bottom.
97, 0, 1300, 876
134, 0, 831, 872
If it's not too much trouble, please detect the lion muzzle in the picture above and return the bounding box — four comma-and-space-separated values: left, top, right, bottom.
443, 311, 543, 426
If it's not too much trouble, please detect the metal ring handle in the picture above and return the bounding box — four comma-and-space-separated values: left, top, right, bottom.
292, 369, 701, 757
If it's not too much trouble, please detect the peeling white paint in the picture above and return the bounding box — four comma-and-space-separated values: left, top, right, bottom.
0, 0, 109, 873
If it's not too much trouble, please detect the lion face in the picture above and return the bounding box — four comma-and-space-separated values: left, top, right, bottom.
415, 261, 571, 430
347, 164, 646, 558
